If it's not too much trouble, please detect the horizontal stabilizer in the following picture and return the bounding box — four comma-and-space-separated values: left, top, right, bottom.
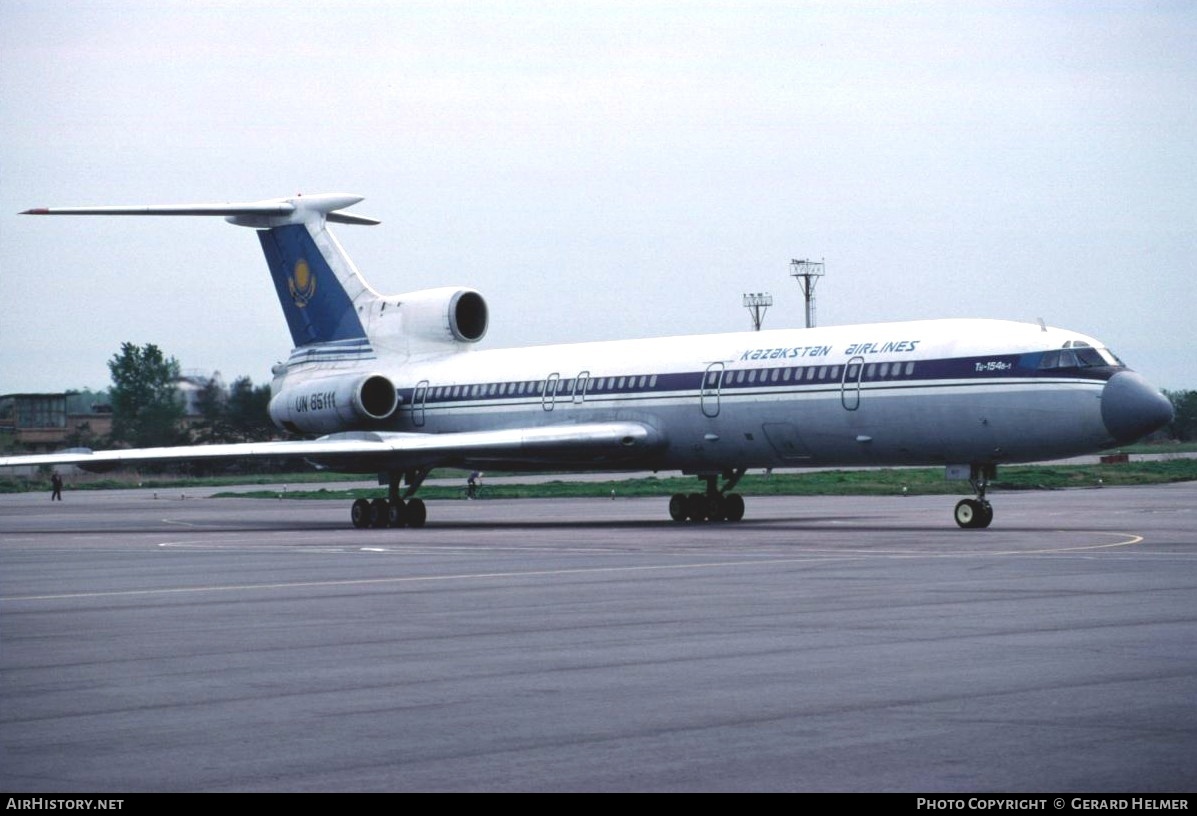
21, 194, 379, 227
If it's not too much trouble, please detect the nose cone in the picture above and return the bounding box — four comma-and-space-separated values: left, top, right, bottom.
1101, 371, 1174, 445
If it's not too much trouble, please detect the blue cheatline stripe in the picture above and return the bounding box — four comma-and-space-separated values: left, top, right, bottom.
287, 339, 377, 365
391, 354, 1117, 410
258, 224, 369, 348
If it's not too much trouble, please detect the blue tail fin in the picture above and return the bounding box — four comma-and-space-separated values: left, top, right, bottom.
258, 223, 370, 348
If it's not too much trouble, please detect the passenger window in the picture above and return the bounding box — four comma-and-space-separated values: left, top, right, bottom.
639, 375, 647, 388
649, 374, 658, 387
879, 362, 889, 378
817, 366, 826, 380
771, 369, 780, 382
748, 370, 757, 383
905, 362, 915, 376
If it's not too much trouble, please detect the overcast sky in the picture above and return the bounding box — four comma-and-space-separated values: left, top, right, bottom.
1, 0, 1193, 393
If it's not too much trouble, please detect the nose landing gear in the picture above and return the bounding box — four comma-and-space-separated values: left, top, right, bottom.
954, 464, 995, 529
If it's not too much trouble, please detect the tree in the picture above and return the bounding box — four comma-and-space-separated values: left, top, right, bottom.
192, 375, 230, 444
225, 376, 275, 442
107, 342, 185, 447
190, 374, 274, 444
1164, 390, 1197, 442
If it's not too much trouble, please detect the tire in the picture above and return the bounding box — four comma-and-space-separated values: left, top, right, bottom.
955, 499, 982, 529
977, 501, 994, 529
387, 499, 407, 528
668, 493, 688, 522
351, 498, 372, 529
407, 498, 427, 528
686, 493, 708, 522
370, 498, 390, 528
723, 493, 745, 522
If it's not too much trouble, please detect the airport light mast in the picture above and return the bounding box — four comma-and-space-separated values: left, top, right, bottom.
742, 292, 772, 332
790, 258, 825, 328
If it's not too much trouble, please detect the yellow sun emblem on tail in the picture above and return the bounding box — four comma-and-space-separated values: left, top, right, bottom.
288, 259, 316, 307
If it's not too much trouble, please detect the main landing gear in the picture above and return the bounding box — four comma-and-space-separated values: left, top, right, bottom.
669, 468, 747, 523
350, 469, 429, 529
954, 464, 995, 529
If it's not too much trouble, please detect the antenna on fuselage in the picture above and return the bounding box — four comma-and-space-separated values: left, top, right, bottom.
790, 258, 825, 329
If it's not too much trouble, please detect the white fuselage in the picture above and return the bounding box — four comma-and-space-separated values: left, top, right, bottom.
273, 317, 1121, 474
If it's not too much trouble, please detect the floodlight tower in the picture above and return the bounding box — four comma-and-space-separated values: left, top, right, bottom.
742, 292, 773, 332
790, 258, 825, 328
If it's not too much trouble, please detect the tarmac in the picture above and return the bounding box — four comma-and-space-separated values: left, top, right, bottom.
1, 482, 1195, 791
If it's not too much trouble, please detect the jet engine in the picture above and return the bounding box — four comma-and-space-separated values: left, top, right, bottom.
269, 373, 399, 435
398, 287, 489, 345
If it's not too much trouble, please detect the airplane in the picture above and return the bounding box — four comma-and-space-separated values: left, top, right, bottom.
1, 193, 1174, 529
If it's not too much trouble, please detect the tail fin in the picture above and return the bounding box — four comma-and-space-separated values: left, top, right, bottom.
22, 193, 380, 350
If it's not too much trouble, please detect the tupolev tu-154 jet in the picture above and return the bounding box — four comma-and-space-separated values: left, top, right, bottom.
1, 194, 1174, 529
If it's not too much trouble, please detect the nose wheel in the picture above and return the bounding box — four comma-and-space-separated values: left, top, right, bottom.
954, 498, 993, 529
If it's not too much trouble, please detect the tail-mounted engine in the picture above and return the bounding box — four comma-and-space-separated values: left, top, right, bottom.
269, 373, 398, 435
395, 287, 489, 345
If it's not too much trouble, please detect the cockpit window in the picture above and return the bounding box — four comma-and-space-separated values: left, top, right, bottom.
1039, 344, 1122, 370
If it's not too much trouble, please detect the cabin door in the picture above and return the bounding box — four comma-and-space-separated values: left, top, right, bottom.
841, 357, 864, 411
413, 380, 429, 427
701, 362, 724, 418
543, 373, 560, 411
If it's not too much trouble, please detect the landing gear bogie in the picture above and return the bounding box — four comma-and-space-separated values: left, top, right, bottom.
669, 469, 747, 523
350, 469, 431, 530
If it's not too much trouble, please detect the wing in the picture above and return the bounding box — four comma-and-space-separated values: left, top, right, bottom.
0, 422, 663, 474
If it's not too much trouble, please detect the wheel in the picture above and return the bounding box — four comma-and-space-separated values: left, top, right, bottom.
954, 498, 988, 529
686, 493, 708, 522
705, 494, 726, 521
977, 500, 994, 529
351, 498, 372, 529
406, 497, 427, 528
668, 493, 687, 522
723, 493, 745, 522
387, 499, 407, 528
370, 498, 390, 528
